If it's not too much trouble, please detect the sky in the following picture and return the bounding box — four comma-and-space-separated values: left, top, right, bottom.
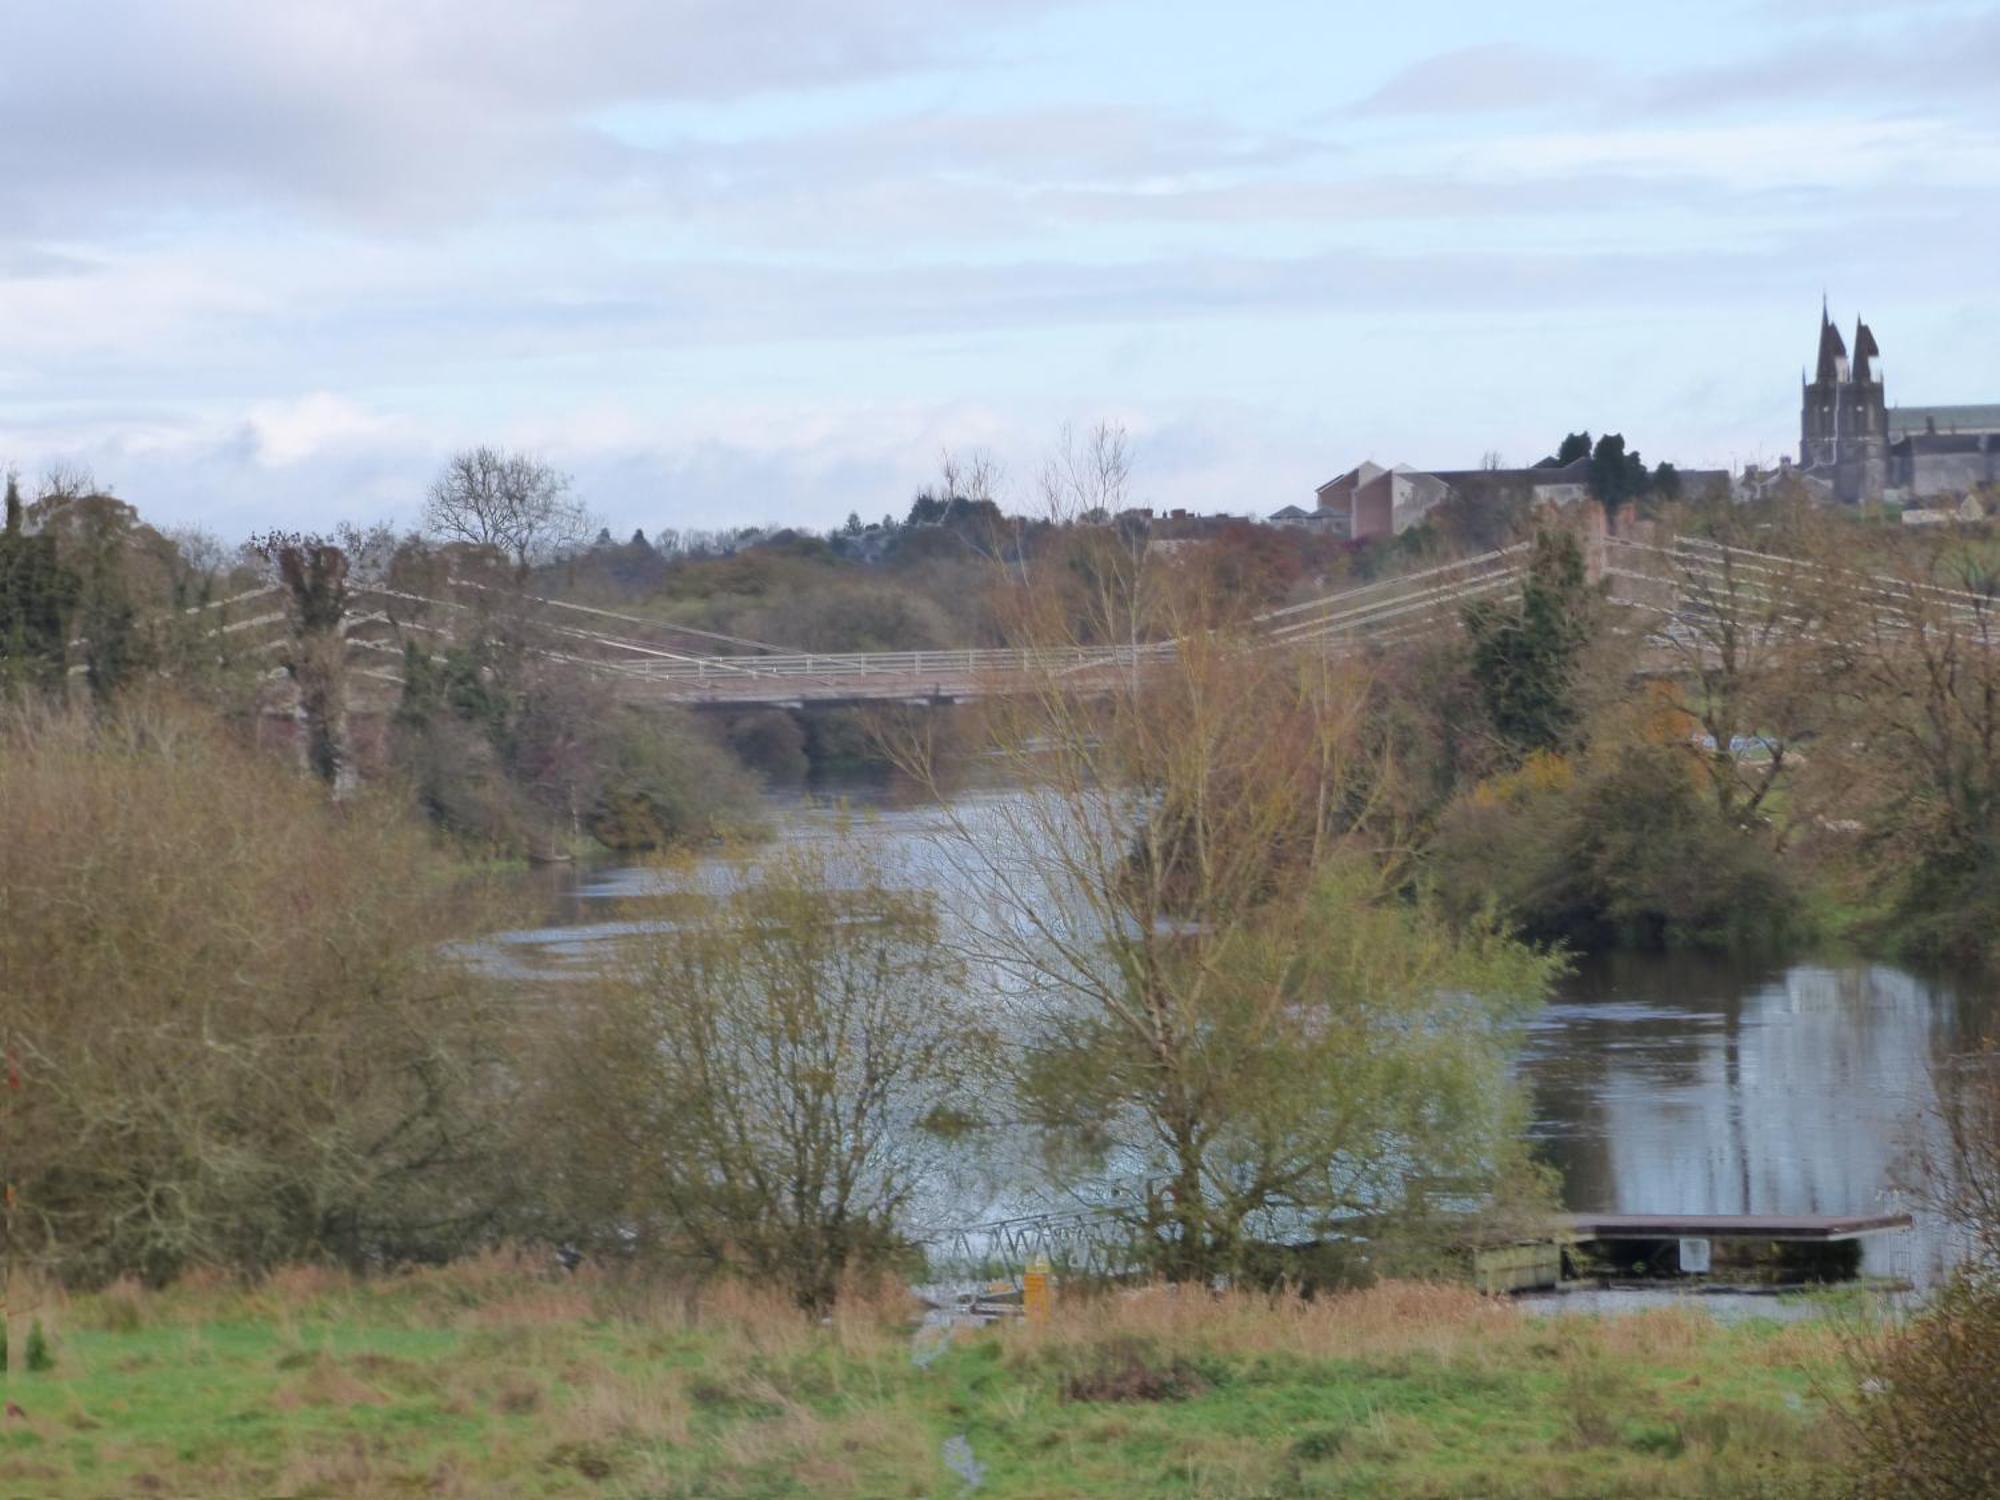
2, 0, 1996, 541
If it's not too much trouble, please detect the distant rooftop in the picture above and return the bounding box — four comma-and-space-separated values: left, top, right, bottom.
1889, 404, 2000, 439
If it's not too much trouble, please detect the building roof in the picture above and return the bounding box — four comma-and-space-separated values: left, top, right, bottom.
1267, 505, 1312, 520
1893, 431, 1995, 455
1428, 457, 1593, 487
1888, 405, 2000, 439
1314, 459, 1386, 495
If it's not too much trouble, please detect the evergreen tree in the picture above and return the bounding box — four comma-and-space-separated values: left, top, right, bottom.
1463, 529, 1595, 757
0, 475, 79, 691
1587, 433, 1651, 519
66, 497, 144, 700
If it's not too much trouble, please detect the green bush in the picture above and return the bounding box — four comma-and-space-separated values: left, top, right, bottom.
1878, 824, 2000, 967
719, 708, 810, 780
1433, 744, 1802, 950
392, 641, 760, 855
587, 715, 761, 851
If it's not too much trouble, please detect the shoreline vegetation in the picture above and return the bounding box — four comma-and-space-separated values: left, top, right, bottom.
1, 1259, 1853, 1500
5, 444, 2000, 1494
3, 459, 1997, 968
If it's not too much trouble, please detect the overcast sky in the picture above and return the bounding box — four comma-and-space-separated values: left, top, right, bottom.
2, 0, 1995, 540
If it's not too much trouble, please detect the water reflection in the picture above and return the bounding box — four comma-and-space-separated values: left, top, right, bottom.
1520, 951, 1996, 1282
500, 783, 1998, 1284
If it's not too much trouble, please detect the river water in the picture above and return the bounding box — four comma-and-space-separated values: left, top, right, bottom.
496, 779, 1993, 1287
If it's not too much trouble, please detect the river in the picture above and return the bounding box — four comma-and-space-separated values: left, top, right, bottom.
494, 777, 1993, 1287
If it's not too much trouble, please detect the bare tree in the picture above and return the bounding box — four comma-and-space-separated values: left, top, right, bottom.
939, 447, 1003, 512
424, 446, 590, 576
545, 842, 982, 1311
1037, 420, 1131, 525
1807, 527, 2000, 960
1645, 514, 1828, 835
893, 524, 1560, 1285
35, 460, 101, 503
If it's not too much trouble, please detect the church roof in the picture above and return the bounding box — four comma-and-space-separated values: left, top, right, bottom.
1888, 405, 2000, 439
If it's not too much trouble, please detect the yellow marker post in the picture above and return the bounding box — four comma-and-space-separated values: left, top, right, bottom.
1023, 1255, 1052, 1326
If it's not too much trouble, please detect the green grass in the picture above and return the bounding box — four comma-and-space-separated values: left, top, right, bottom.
1, 1262, 1852, 1498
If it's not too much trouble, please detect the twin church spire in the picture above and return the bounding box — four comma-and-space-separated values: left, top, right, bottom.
1801, 302, 1887, 500
1808, 299, 1880, 389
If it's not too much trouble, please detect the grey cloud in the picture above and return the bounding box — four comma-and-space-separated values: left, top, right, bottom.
625, 106, 1325, 200
2, 392, 1344, 540
0, 0, 1072, 232
1348, 44, 1595, 117
224, 235, 1985, 362
1349, 15, 1999, 128
1639, 11, 2000, 115
578, 105, 1336, 245
10, 198, 1993, 413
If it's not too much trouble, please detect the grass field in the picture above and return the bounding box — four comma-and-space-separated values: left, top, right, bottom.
0, 1257, 1853, 1498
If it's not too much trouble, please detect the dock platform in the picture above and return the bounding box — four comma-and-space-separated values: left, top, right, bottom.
1565, 1212, 1911, 1244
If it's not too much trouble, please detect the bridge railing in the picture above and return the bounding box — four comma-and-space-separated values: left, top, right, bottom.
1603, 534, 1998, 642
612, 641, 1179, 684
1264, 551, 1525, 646
323, 547, 1542, 701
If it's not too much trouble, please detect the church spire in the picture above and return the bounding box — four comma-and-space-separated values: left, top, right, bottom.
1853, 317, 1880, 384
1815, 303, 1849, 385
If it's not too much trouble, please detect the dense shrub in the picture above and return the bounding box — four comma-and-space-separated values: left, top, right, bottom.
392, 641, 759, 854
1876, 823, 2000, 969
1432, 745, 1802, 949
1844, 1271, 2000, 1497
1845, 1051, 2000, 1496
0, 698, 525, 1285
585, 713, 761, 850
747, 580, 958, 654
718, 708, 811, 780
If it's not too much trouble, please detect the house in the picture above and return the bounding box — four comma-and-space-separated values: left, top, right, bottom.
1313, 458, 1594, 542
1266, 503, 1346, 532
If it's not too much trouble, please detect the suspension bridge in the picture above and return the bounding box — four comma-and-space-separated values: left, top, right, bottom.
190, 530, 1994, 713
197, 544, 1531, 710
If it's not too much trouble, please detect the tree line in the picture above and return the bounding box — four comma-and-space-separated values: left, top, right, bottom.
5, 435, 1999, 1316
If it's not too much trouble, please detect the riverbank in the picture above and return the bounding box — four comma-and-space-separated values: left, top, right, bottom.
1, 1259, 1852, 1499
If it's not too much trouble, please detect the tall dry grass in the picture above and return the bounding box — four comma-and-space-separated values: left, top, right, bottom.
1008, 1280, 1524, 1366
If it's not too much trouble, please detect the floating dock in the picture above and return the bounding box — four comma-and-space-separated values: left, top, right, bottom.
1556, 1211, 1913, 1286
1565, 1212, 1911, 1243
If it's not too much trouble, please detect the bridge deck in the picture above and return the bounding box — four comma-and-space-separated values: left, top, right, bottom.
1566, 1212, 1911, 1243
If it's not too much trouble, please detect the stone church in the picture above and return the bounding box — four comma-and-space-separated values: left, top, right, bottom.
1802, 305, 2000, 503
